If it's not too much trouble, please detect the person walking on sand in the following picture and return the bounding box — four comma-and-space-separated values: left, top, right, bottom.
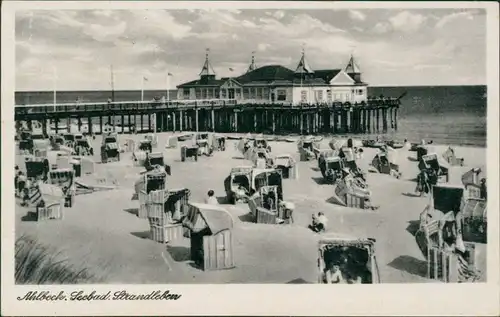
205, 190, 218, 205
416, 169, 429, 197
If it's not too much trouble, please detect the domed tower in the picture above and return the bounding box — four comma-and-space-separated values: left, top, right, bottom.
199, 48, 216, 84
246, 51, 257, 73
345, 54, 362, 83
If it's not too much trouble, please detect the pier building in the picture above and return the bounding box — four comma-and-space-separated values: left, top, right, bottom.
176, 50, 368, 105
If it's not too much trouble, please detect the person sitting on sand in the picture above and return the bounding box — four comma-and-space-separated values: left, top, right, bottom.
324, 262, 345, 284
205, 190, 218, 205
236, 184, 248, 198
309, 212, 328, 232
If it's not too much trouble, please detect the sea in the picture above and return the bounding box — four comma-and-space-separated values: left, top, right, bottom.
15, 85, 487, 147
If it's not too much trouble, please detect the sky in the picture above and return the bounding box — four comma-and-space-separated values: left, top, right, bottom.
15, 8, 486, 91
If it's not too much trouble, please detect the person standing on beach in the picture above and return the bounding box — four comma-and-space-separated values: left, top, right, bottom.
480, 178, 487, 200
205, 190, 218, 205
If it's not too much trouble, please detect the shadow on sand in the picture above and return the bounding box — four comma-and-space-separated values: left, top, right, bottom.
405, 220, 421, 236
311, 176, 328, 185
238, 213, 255, 223
286, 278, 312, 284
231, 156, 245, 160
166, 245, 191, 262
325, 197, 339, 205
310, 167, 320, 172
407, 156, 418, 162
387, 255, 427, 278
21, 212, 38, 222
130, 231, 151, 240
124, 208, 139, 217
216, 196, 229, 204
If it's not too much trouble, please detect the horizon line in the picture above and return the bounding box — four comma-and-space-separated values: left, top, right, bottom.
15, 84, 488, 93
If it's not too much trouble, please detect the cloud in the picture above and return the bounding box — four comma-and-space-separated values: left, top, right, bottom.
273, 10, 285, 20
257, 43, 271, 52
348, 10, 366, 21
389, 11, 427, 33
435, 11, 474, 29
84, 21, 126, 42
373, 22, 391, 34
15, 9, 486, 90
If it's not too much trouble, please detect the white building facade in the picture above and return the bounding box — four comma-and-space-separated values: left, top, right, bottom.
177, 51, 368, 105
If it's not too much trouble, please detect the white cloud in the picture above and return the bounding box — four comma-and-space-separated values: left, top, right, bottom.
129, 10, 192, 40
273, 10, 285, 20
257, 43, 271, 52
435, 11, 474, 29
389, 11, 427, 33
373, 22, 391, 34
15, 9, 486, 89
348, 10, 366, 21
84, 21, 126, 42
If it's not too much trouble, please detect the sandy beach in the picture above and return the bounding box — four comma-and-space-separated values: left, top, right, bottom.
15, 133, 487, 284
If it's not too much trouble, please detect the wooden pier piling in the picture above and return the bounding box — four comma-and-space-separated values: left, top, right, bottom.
16, 98, 400, 137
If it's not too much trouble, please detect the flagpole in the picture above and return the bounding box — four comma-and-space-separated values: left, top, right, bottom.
141, 76, 144, 102
53, 66, 57, 112
166, 71, 170, 101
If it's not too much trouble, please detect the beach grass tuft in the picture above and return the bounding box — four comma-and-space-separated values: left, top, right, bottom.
15, 235, 96, 284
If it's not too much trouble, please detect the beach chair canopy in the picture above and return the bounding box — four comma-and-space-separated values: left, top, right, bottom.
274, 155, 294, 167
319, 234, 376, 251
76, 139, 90, 146
63, 134, 75, 141
104, 136, 117, 143
231, 166, 253, 175
33, 139, 50, 149
422, 153, 450, 170
329, 139, 345, 151
187, 203, 234, 235
432, 184, 464, 214
325, 156, 341, 163
38, 183, 65, 201
31, 133, 45, 140
105, 143, 118, 150
148, 152, 165, 166
461, 167, 485, 186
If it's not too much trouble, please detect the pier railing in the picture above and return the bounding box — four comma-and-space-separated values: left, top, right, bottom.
15, 97, 400, 115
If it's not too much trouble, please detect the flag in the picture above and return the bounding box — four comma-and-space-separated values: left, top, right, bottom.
229, 68, 234, 71
167, 72, 173, 76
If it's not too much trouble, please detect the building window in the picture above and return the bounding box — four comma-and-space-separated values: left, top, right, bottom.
215, 89, 220, 98
257, 88, 263, 99
195, 89, 201, 99
207, 89, 213, 99
263, 88, 269, 99
301, 90, 307, 102
277, 89, 287, 101
316, 90, 323, 102
220, 89, 226, 99
243, 88, 250, 99
357, 89, 364, 95
327, 90, 332, 101
183, 89, 190, 99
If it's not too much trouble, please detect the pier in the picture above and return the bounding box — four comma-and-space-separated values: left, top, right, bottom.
14, 97, 400, 135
